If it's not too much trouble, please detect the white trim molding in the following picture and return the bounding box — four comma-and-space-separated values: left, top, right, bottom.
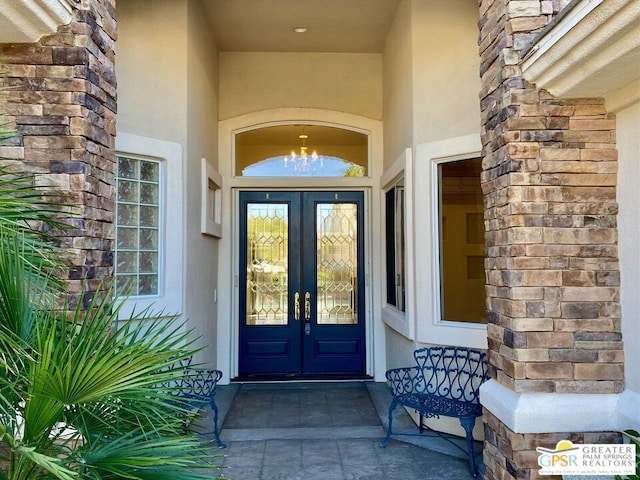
414, 133, 488, 349
480, 380, 640, 434
521, 0, 640, 99
0, 0, 73, 43
115, 132, 184, 320
201, 158, 222, 238
380, 147, 415, 340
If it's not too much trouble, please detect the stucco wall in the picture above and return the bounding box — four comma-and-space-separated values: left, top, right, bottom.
382, 0, 480, 168
412, 0, 481, 144
381, 0, 485, 438
117, 0, 220, 365
381, 0, 483, 346
382, 0, 414, 167
613, 95, 640, 397
117, 0, 187, 142
218, 52, 383, 121
185, 0, 220, 366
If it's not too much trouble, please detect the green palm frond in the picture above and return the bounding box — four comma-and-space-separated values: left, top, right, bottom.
23, 290, 196, 441
0, 421, 77, 480
0, 166, 71, 294
0, 226, 54, 344
0, 117, 222, 479
615, 430, 640, 480
12, 446, 77, 480
78, 431, 222, 480
0, 166, 71, 227
0, 119, 16, 143
64, 396, 184, 445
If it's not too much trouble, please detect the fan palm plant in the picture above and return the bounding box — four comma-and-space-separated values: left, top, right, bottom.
0, 121, 222, 479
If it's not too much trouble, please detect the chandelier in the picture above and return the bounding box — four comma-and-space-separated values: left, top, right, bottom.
284, 130, 320, 173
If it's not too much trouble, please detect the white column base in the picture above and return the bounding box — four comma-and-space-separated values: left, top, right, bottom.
479, 379, 638, 433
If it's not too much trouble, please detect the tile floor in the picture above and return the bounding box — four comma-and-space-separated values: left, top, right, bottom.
216, 437, 469, 480
223, 383, 380, 429
201, 382, 478, 480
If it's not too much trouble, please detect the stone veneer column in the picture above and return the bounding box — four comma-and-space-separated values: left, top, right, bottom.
0, 0, 116, 308
478, 1, 623, 479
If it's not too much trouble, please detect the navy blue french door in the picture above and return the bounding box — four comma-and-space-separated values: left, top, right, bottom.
238, 191, 366, 378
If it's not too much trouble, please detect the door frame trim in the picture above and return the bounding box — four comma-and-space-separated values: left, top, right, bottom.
232, 188, 372, 380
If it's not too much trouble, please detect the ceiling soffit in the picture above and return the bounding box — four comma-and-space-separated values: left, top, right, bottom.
202, 0, 401, 53
521, 0, 640, 99
0, 0, 73, 43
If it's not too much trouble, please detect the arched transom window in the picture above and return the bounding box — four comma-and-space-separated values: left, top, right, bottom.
235, 124, 368, 177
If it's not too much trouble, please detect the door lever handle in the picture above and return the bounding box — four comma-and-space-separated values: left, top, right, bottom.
304, 292, 311, 321
294, 292, 300, 320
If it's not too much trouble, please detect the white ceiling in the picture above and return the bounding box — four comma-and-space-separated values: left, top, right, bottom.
202, 0, 402, 53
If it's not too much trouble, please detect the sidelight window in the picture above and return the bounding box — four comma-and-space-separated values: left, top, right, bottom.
385, 179, 405, 312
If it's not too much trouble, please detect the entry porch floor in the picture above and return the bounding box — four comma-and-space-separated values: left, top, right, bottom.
198, 382, 482, 480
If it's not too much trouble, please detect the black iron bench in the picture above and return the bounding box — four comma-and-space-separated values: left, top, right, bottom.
379, 346, 489, 477
171, 356, 226, 448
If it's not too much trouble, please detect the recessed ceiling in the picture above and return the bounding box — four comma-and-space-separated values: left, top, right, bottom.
202, 0, 401, 53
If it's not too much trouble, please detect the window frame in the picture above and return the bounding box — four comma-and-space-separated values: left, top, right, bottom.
414, 135, 487, 349
115, 155, 163, 298
435, 157, 486, 325
385, 179, 405, 311
380, 148, 415, 340
114, 133, 184, 320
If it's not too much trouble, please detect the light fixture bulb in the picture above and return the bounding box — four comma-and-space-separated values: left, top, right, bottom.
284, 127, 321, 174
293, 27, 308, 33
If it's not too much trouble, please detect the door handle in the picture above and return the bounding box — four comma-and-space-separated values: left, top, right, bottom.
294, 292, 300, 320
304, 292, 311, 321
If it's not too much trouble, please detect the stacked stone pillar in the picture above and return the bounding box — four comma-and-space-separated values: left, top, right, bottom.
0, 0, 117, 308
478, 0, 623, 479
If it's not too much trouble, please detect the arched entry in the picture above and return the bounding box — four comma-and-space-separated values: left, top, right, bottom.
216, 108, 384, 382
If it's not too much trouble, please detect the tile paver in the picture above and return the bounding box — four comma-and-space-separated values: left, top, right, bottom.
198, 382, 479, 480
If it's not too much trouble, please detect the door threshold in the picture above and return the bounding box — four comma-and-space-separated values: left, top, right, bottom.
233, 374, 373, 383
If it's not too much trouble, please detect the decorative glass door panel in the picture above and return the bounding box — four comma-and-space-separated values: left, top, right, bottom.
239, 191, 365, 378
316, 203, 358, 325
245, 203, 289, 326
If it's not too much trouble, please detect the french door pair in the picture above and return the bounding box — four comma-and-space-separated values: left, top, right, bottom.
238, 191, 366, 378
